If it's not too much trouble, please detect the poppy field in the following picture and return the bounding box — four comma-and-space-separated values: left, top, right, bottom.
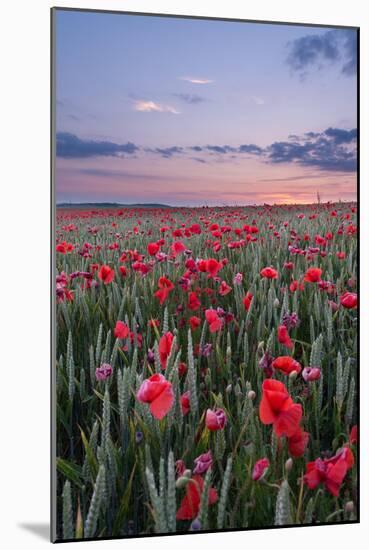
55, 202, 358, 540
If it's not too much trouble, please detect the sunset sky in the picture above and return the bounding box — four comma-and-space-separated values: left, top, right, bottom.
55, 9, 358, 206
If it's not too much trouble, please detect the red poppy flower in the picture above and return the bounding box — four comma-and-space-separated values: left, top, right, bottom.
289, 280, 304, 293
340, 292, 357, 309
219, 281, 232, 296
147, 242, 159, 256
205, 309, 223, 333
159, 331, 174, 370
304, 267, 322, 283
154, 276, 174, 305
98, 265, 115, 284
349, 425, 357, 445
259, 379, 302, 437
272, 356, 301, 375
252, 458, 270, 481
189, 223, 202, 235
205, 258, 223, 278
243, 291, 253, 311
180, 391, 190, 415
188, 292, 201, 311
171, 241, 186, 256
189, 316, 201, 330
176, 475, 218, 520
260, 267, 278, 279
136, 373, 174, 420
178, 362, 187, 377
205, 408, 227, 431
288, 427, 309, 457
277, 325, 293, 350
114, 320, 130, 339
119, 265, 127, 277
304, 447, 354, 497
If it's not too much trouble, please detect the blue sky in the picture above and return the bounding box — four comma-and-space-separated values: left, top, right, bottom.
55, 10, 357, 205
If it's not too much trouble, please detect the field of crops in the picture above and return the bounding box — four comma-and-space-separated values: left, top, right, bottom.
55, 202, 358, 541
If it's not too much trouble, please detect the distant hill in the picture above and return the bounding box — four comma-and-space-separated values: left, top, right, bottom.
56, 202, 173, 209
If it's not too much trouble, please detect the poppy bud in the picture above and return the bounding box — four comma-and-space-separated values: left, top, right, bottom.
183, 469, 192, 479
289, 370, 298, 381
247, 390, 256, 400
274, 298, 280, 307
252, 458, 270, 481
285, 458, 293, 472
176, 476, 190, 489
226, 384, 233, 394
345, 501, 354, 513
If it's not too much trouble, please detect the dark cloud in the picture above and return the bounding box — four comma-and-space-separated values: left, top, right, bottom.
173, 93, 206, 104
324, 127, 357, 144
57, 127, 357, 173
238, 144, 263, 155
206, 145, 237, 154
267, 128, 357, 172
286, 29, 357, 77
191, 157, 207, 164
148, 146, 184, 158
56, 132, 139, 158
75, 168, 166, 180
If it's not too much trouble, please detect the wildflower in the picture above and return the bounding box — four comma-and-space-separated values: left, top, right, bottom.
278, 325, 293, 349
205, 408, 227, 431
205, 309, 223, 333
147, 349, 155, 365
282, 311, 299, 330
154, 276, 174, 305
219, 280, 232, 296
176, 475, 218, 520
233, 272, 243, 285
119, 265, 127, 277
189, 518, 202, 531
172, 241, 186, 256
272, 356, 302, 375
259, 350, 274, 378
97, 264, 115, 284
180, 391, 190, 415
302, 366, 321, 382
304, 267, 322, 283
95, 363, 113, 381
147, 242, 159, 256
259, 379, 302, 437
136, 373, 174, 420
114, 320, 130, 339
304, 447, 354, 497
349, 425, 358, 445
204, 258, 223, 278
188, 291, 201, 311
200, 343, 213, 357
193, 450, 213, 475
158, 331, 174, 370
252, 458, 270, 481
340, 291, 357, 309
288, 427, 309, 457
243, 291, 253, 311
189, 316, 201, 330
260, 266, 278, 279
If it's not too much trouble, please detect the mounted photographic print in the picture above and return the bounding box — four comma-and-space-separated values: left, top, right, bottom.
51, 7, 359, 542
